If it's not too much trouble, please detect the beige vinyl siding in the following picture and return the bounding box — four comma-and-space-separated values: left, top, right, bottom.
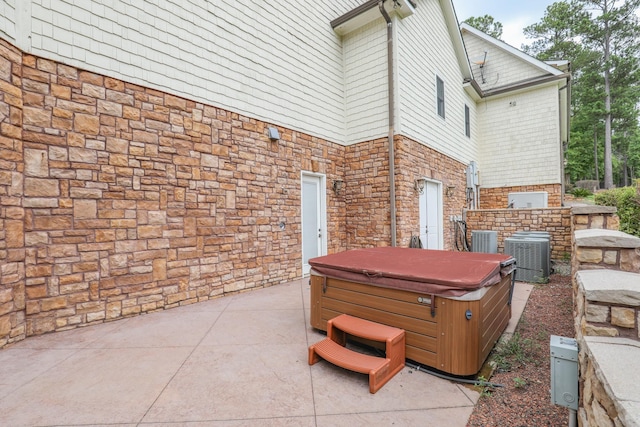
477, 84, 562, 188
395, 1, 478, 164
343, 18, 388, 145
464, 34, 548, 90
17, 0, 362, 143
0, 0, 16, 43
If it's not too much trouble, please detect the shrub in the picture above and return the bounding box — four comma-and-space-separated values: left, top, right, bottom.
571, 187, 592, 198
575, 180, 600, 192
594, 183, 640, 237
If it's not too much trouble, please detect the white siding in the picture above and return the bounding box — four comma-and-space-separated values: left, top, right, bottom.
0, 0, 16, 43
343, 18, 388, 145
464, 34, 547, 91
19, 0, 365, 143
477, 84, 562, 188
396, 1, 478, 164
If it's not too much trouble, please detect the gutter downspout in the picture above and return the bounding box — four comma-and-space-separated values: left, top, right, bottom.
379, 1, 397, 247
558, 70, 571, 206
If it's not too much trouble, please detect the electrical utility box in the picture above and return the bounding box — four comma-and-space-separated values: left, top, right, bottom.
550, 335, 579, 411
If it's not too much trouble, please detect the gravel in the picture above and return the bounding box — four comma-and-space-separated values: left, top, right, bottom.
466, 271, 575, 427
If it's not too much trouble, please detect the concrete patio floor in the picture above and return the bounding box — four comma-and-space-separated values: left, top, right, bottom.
0, 278, 533, 426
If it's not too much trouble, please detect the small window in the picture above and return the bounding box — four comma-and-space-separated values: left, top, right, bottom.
436, 76, 445, 119
464, 104, 470, 137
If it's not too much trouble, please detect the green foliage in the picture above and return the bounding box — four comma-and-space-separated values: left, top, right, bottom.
572, 187, 593, 198
463, 15, 503, 39
594, 183, 640, 237
513, 377, 528, 389
522, 0, 640, 188
492, 332, 539, 372
474, 375, 494, 397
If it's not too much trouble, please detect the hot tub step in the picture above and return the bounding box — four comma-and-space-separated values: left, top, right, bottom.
309, 314, 405, 393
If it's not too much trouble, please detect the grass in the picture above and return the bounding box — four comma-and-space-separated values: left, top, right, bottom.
491, 332, 540, 372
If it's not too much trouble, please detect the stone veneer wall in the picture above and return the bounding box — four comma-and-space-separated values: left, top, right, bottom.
342, 136, 468, 251
479, 183, 562, 209
0, 41, 473, 346
344, 137, 392, 249
572, 228, 640, 427
464, 207, 572, 259
0, 40, 26, 347
394, 136, 467, 250
0, 44, 353, 345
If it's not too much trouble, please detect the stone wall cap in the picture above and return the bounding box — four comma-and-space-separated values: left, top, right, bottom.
583, 337, 640, 427
577, 270, 640, 305
575, 228, 640, 248
571, 205, 617, 215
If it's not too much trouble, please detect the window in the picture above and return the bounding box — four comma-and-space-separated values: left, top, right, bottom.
464, 104, 470, 137
436, 76, 445, 119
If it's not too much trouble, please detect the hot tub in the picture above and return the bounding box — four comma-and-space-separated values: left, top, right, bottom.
309, 247, 516, 376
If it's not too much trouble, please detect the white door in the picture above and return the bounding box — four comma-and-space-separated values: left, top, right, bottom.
419, 180, 443, 249
301, 174, 326, 275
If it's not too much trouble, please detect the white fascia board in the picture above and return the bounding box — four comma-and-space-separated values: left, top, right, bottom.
332, 0, 415, 36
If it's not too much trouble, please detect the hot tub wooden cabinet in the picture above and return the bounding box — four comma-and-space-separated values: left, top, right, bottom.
309, 247, 515, 376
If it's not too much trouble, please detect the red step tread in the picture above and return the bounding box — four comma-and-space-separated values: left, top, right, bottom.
310, 338, 389, 374
330, 314, 404, 343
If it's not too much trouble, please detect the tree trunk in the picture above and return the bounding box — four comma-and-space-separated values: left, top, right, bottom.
594, 127, 599, 185
603, 0, 614, 189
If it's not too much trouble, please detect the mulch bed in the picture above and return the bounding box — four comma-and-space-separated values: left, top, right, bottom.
467, 272, 575, 427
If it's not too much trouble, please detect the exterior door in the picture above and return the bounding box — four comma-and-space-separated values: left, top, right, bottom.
301, 173, 326, 275
419, 180, 443, 249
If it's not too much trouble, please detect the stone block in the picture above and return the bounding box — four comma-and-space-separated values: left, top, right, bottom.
81, 83, 105, 99
69, 147, 97, 163
24, 177, 59, 197
603, 251, 618, 265
33, 215, 73, 230
24, 148, 49, 177
586, 303, 609, 323
577, 248, 603, 264
611, 307, 635, 328
97, 100, 122, 116
74, 199, 97, 219
23, 198, 59, 208
620, 249, 640, 273
5, 220, 24, 248
0, 315, 12, 337
74, 113, 100, 134
23, 106, 51, 127
41, 296, 67, 312
585, 323, 619, 337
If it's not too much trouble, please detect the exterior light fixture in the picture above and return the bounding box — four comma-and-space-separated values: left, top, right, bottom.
414, 178, 426, 194
267, 127, 280, 141
332, 179, 344, 195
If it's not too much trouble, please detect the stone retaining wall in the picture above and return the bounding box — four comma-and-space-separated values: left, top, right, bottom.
464, 207, 572, 259
573, 227, 640, 426
479, 183, 562, 209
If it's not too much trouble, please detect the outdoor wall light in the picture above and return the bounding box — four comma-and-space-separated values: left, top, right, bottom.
267, 126, 280, 141
414, 178, 426, 194
332, 179, 344, 195
446, 185, 456, 197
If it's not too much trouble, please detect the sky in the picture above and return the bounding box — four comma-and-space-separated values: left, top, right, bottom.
451, 0, 557, 49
